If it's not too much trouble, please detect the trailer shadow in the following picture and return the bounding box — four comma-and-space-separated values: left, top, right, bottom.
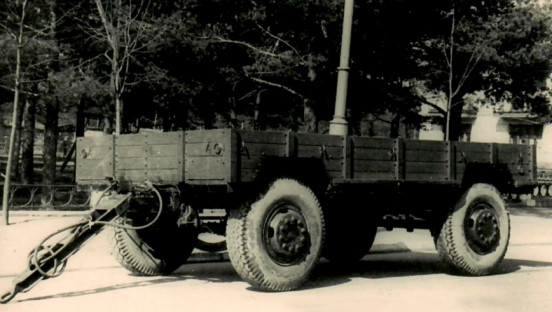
13, 252, 552, 302
307, 251, 552, 288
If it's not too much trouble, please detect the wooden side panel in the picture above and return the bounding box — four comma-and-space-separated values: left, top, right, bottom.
237, 130, 288, 182
296, 133, 344, 179
185, 129, 232, 184
76, 135, 114, 184
496, 143, 535, 184
115, 132, 185, 184
403, 140, 449, 181
455, 142, 492, 179
351, 137, 395, 180
146, 132, 184, 183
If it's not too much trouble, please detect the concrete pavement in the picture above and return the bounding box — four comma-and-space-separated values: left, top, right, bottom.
0, 207, 551, 311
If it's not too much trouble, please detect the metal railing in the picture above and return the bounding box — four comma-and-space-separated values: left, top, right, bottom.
1, 184, 91, 210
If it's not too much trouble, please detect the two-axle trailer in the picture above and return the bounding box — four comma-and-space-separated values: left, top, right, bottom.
1, 129, 536, 302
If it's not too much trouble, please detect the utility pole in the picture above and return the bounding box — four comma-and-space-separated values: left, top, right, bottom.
329, 0, 354, 136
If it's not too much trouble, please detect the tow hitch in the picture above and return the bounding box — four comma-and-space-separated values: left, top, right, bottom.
0, 192, 131, 303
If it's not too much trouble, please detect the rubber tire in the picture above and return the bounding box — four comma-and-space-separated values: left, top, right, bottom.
435, 183, 510, 276
226, 179, 325, 291
112, 216, 197, 276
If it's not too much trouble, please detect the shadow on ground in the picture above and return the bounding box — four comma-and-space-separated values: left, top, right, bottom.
12, 252, 552, 302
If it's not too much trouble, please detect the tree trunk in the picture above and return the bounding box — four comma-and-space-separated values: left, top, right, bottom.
253, 90, 266, 131
20, 99, 35, 184
10, 95, 26, 178
2, 0, 28, 226
301, 99, 318, 133
76, 99, 85, 137
390, 112, 401, 138
447, 101, 464, 141
41, 0, 59, 207
42, 82, 58, 185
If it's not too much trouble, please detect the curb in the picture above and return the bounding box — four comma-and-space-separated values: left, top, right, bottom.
1, 210, 89, 218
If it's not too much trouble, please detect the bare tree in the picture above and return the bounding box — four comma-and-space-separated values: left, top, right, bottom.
2, 0, 28, 225
93, 0, 153, 134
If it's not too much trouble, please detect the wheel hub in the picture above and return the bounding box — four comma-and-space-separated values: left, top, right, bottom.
263, 205, 310, 265
465, 204, 500, 255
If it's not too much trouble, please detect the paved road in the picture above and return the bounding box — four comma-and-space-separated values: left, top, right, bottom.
1, 208, 551, 312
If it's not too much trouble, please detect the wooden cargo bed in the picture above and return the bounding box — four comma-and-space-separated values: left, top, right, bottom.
76, 129, 537, 189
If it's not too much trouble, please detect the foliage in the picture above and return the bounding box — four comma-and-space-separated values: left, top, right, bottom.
2, 0, 552, 142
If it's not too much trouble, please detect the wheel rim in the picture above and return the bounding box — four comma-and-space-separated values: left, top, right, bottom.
464, 201, 501, 255
262, 201, 311, 266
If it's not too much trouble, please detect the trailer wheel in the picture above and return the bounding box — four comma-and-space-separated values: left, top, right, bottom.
112, 216, 197, 276
226, 179, 325, 291
436, 183, 510, 276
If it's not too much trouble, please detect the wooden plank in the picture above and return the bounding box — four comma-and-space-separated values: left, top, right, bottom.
77, 135, 113, 147
496, 144, 531, 154
404, 173, 448, 181
185, 157, 227, 180
241, 157, 264, 170
351, 137, 395, 149
404, 139, 447, 152
185, 129, 230, 143
76, 159, 113, 178
78, 146, 113, 160
238, 130, 288, 144
395, 139, 405, 180
405, 150, 448, 162
147, 144, 180, 157
455, 142, 492, 153
297, 145, 342, 159
116, 133, 145, 146
116, 170, 147, 182
405, 162, 448, 174
117, 145, 146, 158
185, 142, 228, 157
116, 158, 146, 170
353, 160, 395, 172
147, 169, 182, 182
144, 131, 184, 145
230, 130, 239, 183
448, 141, 455, 181
242, 142, 286, 157
456, 151, 492, 163
353, 148, 394, 161
285, 131, 297, 157
353, 171, 396, 180
343, 136, 351, 179
296, 133, 343, 146
147, 157, 180, 170
496, 153, 533, 165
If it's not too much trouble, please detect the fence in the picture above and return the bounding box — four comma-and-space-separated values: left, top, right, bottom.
1, 184, 91, 211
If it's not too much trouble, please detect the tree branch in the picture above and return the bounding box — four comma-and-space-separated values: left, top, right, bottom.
249, 77, 303, 98
213, 36, 292, 60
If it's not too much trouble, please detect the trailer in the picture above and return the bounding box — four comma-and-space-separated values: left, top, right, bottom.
0, 0, 540, 302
